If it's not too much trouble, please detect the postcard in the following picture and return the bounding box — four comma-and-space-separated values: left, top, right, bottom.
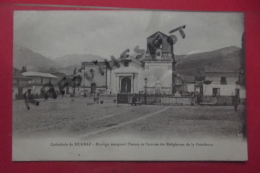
12, 10, 247, 161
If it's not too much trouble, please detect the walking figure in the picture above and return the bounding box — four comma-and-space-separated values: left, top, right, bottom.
24, 88, 39, 110
131, 94, 137, 106
233, 95, 240, 112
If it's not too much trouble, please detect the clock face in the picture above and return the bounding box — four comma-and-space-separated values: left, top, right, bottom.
156, 49, 162, 58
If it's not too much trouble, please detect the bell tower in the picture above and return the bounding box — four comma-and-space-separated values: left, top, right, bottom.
144, 31, 177, 94
145, 31, 175, 61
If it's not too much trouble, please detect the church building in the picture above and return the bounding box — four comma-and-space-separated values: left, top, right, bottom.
110, 31, 178, 94
81, 31, 178, 95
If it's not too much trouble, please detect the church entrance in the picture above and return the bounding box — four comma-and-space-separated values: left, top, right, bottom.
121, 77, 131, 93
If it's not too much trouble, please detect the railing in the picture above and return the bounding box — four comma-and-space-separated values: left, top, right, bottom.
117, 94, 246, 106
117, 93, 194, 105
161, 97, 194, 106
201, 96, 245, 106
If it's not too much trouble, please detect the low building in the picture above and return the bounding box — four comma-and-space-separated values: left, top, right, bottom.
21, 71, 58, 96
81, 62, 108, 94
202, 66, 245, 99
13, 68, 31, 99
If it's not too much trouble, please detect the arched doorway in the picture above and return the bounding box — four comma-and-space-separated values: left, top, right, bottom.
121, 77, 131, 93
91, 83, 96, 94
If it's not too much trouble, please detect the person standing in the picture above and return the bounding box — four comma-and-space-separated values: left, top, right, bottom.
233, 95, 240, 112
197, 92, 202, 104
131, 94, 137, 106
24, 88, 39, 110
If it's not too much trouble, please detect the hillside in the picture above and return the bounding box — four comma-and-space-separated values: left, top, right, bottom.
13, 44, 61, 72
56, 65, 81, 75
13, 45, 105, 74
13, 45, 242, 76
175, 46, 242, 76
54, 53, 105, 67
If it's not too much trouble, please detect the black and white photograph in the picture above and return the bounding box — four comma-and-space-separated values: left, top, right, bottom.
12, 10, 247, 161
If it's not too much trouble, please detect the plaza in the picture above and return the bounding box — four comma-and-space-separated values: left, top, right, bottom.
13, 97, 245, 140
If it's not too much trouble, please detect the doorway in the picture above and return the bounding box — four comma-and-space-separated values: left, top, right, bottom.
121, 77, 131, 93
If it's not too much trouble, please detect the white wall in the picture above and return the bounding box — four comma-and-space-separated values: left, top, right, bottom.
239, 85, 246, 99
203, 75, 246, 98
187, 84, 195, 92
81, 65, 107, 88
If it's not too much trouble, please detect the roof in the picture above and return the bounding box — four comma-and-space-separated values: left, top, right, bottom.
82, 61, 105, 65
51, 72, 67, 78
22, 71, 58, 78
147, 31, 169, 39
13, 73, 31, 80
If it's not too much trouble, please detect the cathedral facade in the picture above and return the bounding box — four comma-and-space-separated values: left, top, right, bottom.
81, 31, 177, 95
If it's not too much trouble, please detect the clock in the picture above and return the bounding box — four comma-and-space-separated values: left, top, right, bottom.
156, 49, 162, 59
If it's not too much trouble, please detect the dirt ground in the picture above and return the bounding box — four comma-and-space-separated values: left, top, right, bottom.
12, 97, 246, 140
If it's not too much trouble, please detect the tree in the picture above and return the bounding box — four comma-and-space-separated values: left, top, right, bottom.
20, 66, 27, 73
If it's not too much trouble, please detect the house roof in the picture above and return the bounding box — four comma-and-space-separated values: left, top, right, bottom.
147, 31, 168, 39
13, 73, 31, 80
51, 72, 67, 78
22, 71, 58, 78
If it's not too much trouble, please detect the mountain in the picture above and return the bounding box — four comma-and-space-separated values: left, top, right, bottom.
13, 45, 105, 74
53, 54, 105, 67
13, 44, 61, 72
175, 46, 242, 76
56, 65, 82, 75
13, 44, 242, 76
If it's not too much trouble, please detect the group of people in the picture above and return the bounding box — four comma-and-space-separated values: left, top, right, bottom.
23, 70, 83, 110
131, 93, 142, 106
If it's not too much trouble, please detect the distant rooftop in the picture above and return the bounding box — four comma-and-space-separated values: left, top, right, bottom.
22, 71, 58, 78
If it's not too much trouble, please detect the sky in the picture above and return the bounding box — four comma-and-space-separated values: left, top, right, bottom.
14, 10, 244, 59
